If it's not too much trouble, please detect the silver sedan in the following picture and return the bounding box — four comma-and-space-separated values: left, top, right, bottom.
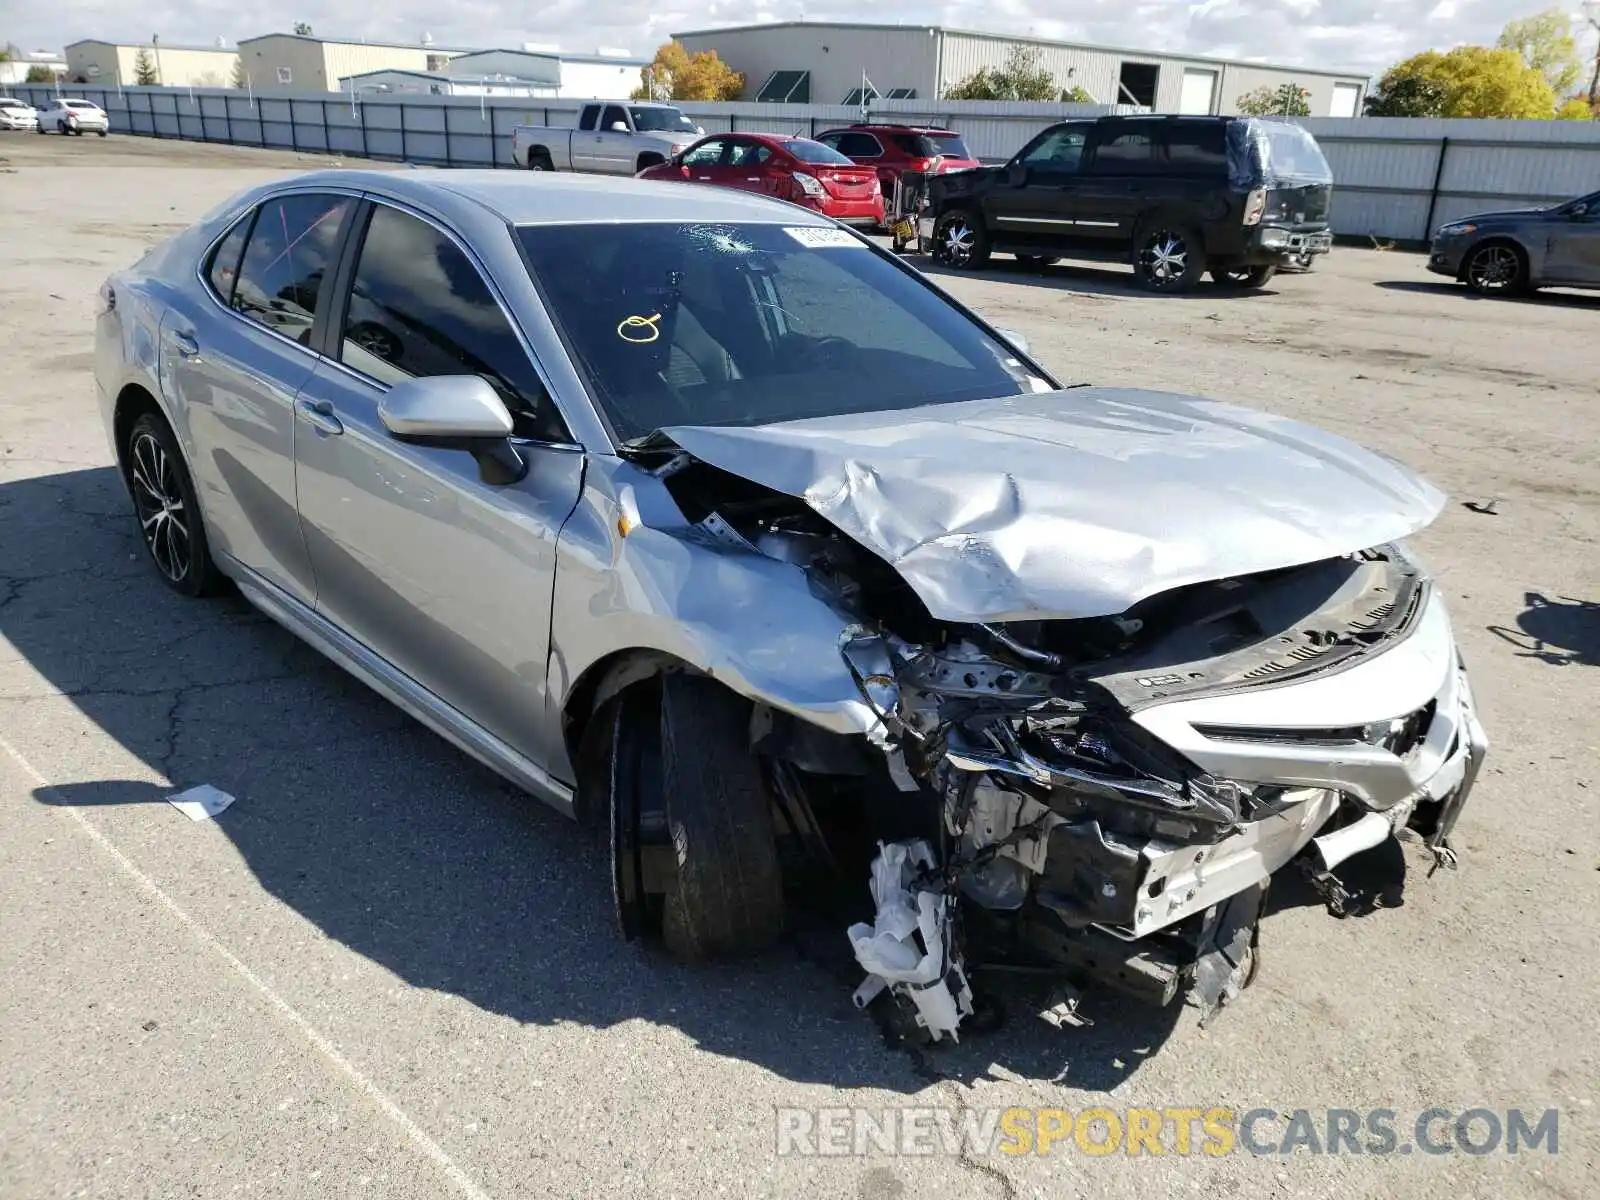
97, 170, 1486, 1042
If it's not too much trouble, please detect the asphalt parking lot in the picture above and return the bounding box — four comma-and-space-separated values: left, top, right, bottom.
1, 133, 1596, 1200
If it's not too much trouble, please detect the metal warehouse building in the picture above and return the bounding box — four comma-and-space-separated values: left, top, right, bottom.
672, 21, 1369, 117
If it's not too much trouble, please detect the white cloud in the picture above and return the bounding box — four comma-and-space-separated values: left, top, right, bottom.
15, 0, 1595, 77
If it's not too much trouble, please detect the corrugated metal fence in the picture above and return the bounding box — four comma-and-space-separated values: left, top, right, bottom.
12, 84, 1600, 243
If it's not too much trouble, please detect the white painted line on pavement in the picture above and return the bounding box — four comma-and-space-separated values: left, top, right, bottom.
0, 735, 493, 1200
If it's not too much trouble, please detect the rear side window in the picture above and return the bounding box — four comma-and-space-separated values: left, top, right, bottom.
205, 216, 252, 305
835, 132, 882, 157
578, 105, 600, 131
338, 204, 566, 442
1090, 129, 1158, 173
728, 142, 772, 167
1165, 123, 1228, 174
231, 193, 353, 344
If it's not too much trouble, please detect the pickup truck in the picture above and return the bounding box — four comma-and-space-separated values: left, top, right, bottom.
511, 102, 705, 174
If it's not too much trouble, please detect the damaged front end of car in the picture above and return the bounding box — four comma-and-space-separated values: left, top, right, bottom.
605, 388, 1488, 1043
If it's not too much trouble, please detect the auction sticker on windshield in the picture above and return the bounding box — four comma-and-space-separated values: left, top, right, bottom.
785, 227, 866, 249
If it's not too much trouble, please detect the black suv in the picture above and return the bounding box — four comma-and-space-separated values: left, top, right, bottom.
923, 115, 1334, 292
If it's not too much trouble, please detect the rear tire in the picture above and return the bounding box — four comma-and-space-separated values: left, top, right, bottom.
932, 209, 990, 270
656, 674, 784, 961
1133, 223, 1206, 293
124, 413, 224, 598
526, 150, 553, 171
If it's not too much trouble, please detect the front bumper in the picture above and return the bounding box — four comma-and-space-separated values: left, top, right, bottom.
1250, 226, 1332, 259
1428, 240, 1468, 277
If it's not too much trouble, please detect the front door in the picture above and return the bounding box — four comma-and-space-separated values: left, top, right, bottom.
161, 191, 356, 604
984, 124, 1092, 252
677, 137, 730, 186
291, 200, 584, 767
593, 104, 635, 174
1545, 199, 1600, 284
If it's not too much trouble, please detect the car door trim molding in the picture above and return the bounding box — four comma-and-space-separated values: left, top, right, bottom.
227, 555, 578, 816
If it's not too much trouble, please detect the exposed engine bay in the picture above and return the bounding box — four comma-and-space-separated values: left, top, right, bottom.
623, 436, 1487, 1044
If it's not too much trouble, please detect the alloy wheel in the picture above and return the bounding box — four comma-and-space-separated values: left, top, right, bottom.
940, 217, 975, 266
129, 431, 191, 584
1467, 245, 1520, 294
1141, 230, 1189, 285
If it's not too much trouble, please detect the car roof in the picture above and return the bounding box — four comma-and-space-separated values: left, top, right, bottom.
274, 169, 838, 227
826, 123, 960, 136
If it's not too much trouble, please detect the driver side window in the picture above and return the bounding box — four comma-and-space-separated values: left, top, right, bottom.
1021, 127, 1087, 174
337, 204, 568, 443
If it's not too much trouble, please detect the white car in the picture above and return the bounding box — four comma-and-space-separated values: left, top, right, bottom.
0, 97, 39, 131
36, 98, 109, 136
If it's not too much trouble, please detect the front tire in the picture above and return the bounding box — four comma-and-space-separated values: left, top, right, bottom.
656, 674, 785, 961
124, 413, 223, 598
1133, 224, 1206, 293
1464, 241, 1528, 297
932, 209, 990, 270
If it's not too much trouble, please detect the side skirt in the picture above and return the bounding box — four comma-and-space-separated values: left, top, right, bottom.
226, 558, 577, 819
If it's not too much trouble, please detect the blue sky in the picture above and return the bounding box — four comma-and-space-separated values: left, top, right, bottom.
11, 1, 1596, 77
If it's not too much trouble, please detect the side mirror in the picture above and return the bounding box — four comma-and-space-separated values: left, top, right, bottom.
679, 164, 691, 177
995, 328, 1031, 356
694, 124, 705, 135
379, 375, 527, 485
1007, 161, 1029, 187
610, 121, 629, 133
1571, 203, 1589, 218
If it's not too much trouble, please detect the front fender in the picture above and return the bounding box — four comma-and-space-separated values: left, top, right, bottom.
548, 471, 878, 776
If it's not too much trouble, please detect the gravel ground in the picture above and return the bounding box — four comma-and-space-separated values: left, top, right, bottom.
1, 134, 1596, 1200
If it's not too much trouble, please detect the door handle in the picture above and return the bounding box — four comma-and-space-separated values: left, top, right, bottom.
172, 331, 200, 360
295, 398, 344, 436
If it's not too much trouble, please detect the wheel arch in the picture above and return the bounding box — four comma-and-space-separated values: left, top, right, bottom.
635, 151, 666, 172
112, 382, 168, 484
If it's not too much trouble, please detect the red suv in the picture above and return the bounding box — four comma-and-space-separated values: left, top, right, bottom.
638, 132, 884, 226
814, 123, 981, 203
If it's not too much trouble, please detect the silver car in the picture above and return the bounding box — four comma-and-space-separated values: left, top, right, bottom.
96, 170, 1487, 1042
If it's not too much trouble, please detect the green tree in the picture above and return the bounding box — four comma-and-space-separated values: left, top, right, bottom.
1060, 84, 1095, 103
1497, 8, 1582, 94
292, 22, 314, 36
630, 41, 743, 101
1555, 95, 1595, 117
946, 45, 1057, 101
1236, 82, 1312, 116
230, 56, 247, 88
24, 64, 55, 83
1365, 47, 1556, 117
134, 47, 158, 85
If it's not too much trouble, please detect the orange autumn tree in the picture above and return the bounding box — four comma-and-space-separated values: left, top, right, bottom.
632, 41, 745, 101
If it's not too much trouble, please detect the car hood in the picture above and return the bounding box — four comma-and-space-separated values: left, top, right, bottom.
662, 387, 1446, 624
1450, 207, 1549, 224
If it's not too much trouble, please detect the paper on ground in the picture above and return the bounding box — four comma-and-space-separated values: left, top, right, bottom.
166, 784, 236, 822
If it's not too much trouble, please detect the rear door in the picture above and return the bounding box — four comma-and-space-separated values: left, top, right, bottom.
1068, 120, 1167, 249
983, 124, 1092, 251
160, 190, 356, 603
726, 138, 781, 198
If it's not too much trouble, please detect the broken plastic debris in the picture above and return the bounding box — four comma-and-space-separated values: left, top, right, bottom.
166, 784, 236, 822
848, 840, 975, 1042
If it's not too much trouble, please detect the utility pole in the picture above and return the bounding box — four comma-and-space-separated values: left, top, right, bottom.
152, 33, 164, 86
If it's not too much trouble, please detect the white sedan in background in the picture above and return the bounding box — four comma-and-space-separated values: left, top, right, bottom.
0, 97, 39, 131
36, 98, 109, 136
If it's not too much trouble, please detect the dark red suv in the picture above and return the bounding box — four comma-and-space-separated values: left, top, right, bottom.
814, 123, 981, 204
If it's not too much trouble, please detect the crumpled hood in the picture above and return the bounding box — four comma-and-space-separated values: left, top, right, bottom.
662, 387, 1445, 624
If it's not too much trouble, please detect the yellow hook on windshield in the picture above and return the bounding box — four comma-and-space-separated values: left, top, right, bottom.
617, 312, 662, 344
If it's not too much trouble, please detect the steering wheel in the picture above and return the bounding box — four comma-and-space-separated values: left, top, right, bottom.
794, 335, 855, 369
